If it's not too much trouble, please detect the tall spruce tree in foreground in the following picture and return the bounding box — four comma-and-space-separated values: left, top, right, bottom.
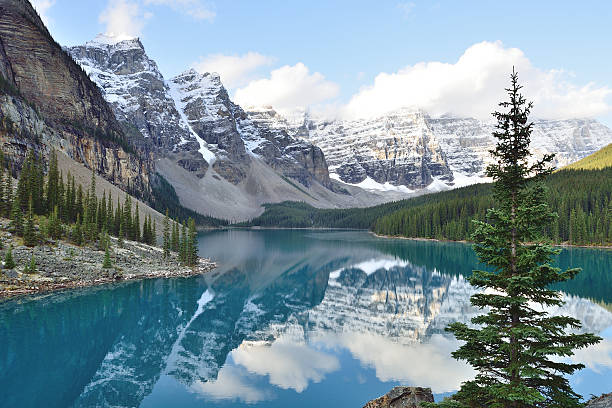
432, 70, 601, 408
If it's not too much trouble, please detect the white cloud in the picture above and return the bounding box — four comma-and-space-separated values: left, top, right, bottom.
99, 0, 150, 39
343, 41, 612, 120
397, 2, 415, 18
31, 0, 55, 26
231, 340, 339, 392
315, 332, 474, 393
192, 52, 275, 88
144, 0, 215, 21
570, 337, 612, 373
191, 365, 270, 403
99, 0, 214, 40
234, 63, 340, 114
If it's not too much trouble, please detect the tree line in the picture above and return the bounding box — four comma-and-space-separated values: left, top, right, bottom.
0, 148, 200, 268
243, 167, 611, 247
162, 211, 198, 266
373, 167, 611, 246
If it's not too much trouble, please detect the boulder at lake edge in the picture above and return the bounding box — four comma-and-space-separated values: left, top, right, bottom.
587, 393, 612, 408
363, 387, 434, 408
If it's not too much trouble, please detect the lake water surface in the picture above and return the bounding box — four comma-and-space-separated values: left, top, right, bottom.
1, 230, 611, 407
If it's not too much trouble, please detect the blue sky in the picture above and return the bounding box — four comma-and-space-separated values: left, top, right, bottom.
35, 0, 612, 124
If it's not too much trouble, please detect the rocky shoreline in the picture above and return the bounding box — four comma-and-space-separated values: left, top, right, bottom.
362, 387, 612, 407
0, 235, 216, 300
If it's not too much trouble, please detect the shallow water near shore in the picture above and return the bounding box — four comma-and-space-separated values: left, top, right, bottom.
1, 229, 611, 407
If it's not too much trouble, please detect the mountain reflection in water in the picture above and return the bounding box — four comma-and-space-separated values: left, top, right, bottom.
0, 230, 610, 408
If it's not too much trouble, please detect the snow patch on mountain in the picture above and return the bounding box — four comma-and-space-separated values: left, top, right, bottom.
278, 107, 612, 190
167, 76, 216, 164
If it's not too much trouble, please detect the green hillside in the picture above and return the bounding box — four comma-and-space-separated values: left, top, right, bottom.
373, 168, 611, 245
242, 167, 612, 246
563, 143, 612, 170
238, 182, 491, 229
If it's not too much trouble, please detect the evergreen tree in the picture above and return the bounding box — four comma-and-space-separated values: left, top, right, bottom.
171, 221, 179, 252
143, 215, 154, 245
133, 202, 141, 242
23, 196, 37, 247
179, 222, 187, 264
0, 163, 13, 218
10, 193, 23, 236
72, 214, 83, 246
435, 70, 601, 408
83, 198, 90, 242
142, 214, 148, 244
62, 171, 71, 222
86, 170, 98, 241
106, 192, 114, 233
118, 222, 124, 248
76, 184, 83, 221
16, 150, 31, 211
163, 210, 170, 258
98, 229, 111, 251
4, 246, 15, 269
152, 219, 157, 244
46, 149, 59, 213
99, 191, 107, 232
46, 205, 62, 240
114, 197, 121, 236
4, 164, 11, 219
102, 245, 113, 269
23, 253, 37, 274
123, 194, 132, 240
68, 173, 76, 222
187, 217, 198, 266
32, 155, 45, 215
57, 171, 65, 221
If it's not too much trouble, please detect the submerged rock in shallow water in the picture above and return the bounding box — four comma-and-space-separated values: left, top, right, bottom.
363, 386, 434, 408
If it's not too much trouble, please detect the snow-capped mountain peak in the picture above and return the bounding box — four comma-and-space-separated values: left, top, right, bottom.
277, 106, 612, 189
85, 33, 143, 50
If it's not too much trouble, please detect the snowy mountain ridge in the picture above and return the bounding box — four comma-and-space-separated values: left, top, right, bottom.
69, 36, 410, 221
69, 34, 612, 221
242, 106, 612, 190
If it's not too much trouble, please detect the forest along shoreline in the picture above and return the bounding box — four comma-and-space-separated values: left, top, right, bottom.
369, 231, 612, 250
227, 226, 612, 250
0, 228, 216, 300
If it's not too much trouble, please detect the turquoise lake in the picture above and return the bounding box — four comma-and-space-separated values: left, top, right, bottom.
1, 229, 611, 407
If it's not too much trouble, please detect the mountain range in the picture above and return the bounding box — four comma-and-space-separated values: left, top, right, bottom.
1, 0, 611, 222
67, 33, 612, 220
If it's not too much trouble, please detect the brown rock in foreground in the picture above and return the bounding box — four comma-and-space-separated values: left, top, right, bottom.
363, 387, 434, 408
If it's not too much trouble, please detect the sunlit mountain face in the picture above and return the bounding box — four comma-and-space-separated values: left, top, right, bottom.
1, 230, 611, 408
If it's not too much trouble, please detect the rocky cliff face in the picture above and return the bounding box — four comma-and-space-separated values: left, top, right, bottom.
69, 39, 331, 190
295, 109, 612, 190
240, 106, 332, 188
68, 34, 207, 178
300, 108, 453, 189
427, 115, 612, 176
168, 69, 249, 183
169, 70, 332, 188
0, 0, 151, 197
